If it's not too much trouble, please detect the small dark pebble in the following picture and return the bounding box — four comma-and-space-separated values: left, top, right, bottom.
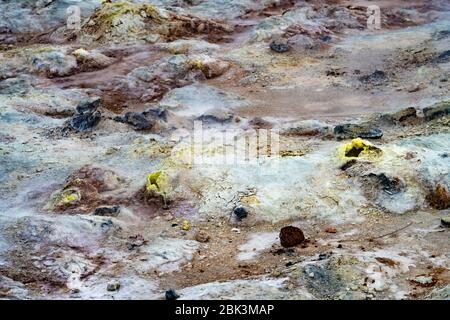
270, 39, 290, 53
234, 207, 248, 220
318, 253, 329, 260
165, 289, 180, 300
321, 35, 332, 42
94, 205, 120, 217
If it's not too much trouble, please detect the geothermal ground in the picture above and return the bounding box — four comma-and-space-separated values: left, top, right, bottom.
0, 0, 449, 300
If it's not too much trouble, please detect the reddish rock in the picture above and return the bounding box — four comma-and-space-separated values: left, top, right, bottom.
279, 226, 305, 248
428, 184, 450, 210
325, 227, 337, 233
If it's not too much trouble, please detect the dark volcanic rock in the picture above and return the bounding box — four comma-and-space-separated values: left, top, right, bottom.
270, 39, 290, 53
144, 107, 168, 121
334, 123, 383, 139
76, 97, 102, 115
423, 101, 450, 121
165, 289, 179, 300
115, 112, 155, 130
359, 70, 387, 85
94, 205, 121, 217
366, 173, 403, 195
280, 226, 305, 248
234, 207, 248, 220
69, 111, 101, 132
67, 97, 102, 132
441, 216, 450, 228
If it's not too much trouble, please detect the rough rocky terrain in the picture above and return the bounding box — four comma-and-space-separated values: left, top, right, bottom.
0, 0, 449, 300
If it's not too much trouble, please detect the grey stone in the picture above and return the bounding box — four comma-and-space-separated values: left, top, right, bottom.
270, 39, 290, 53
423, 101, 450, 121
76, 97, 101, 115
106, 281, 121, 291
69, 111, 101, 132
114, 112, 155, 130
94, 205, 121, 217
334, 123, 383, 139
